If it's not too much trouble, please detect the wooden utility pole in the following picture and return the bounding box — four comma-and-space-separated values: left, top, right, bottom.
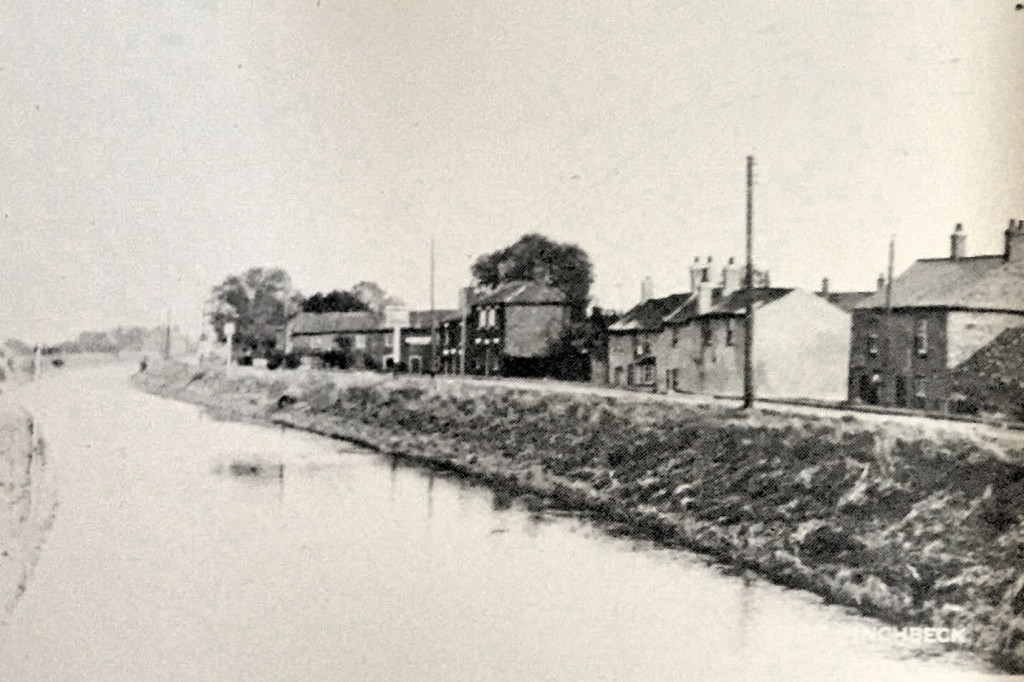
743, 155, 755, 409
429, 236, 437, 376
883, 236, 895, 404
164, 309, 172, 360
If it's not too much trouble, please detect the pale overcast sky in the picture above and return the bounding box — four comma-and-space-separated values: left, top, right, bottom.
2, 1, 1022, 342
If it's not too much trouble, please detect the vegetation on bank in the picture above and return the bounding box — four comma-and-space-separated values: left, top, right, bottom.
135, 361, 1024, 671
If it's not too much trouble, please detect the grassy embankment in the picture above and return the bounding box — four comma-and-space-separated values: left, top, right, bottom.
0, 401, 56, 621
135, 360, 1024, 671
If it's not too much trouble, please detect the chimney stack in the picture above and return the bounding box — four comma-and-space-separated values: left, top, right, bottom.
950, 223, 967, 260
821, 277, 830, 295
1006, 218, 1024, 263
689, 256, 703, 293
640, 276, 654, 303
697, 267, 713, 315
722, 257, 743, 296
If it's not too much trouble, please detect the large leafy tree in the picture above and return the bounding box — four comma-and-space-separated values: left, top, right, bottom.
471, 233, 592, 319
301, 290, 369, 314
208, 267, 300, 353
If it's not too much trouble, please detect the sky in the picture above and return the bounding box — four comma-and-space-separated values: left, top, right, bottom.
1, 1, 1022, 342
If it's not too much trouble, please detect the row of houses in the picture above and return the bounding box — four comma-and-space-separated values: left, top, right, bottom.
605, 258, 869, 401
277, 219, 1023, 417
605, 220, 1024, 415
279, 265, 574, 377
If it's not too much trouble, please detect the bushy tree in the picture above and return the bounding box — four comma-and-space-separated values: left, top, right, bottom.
208, 267, 300, 355
301, 290, 369, 314
472, 233, 592, 319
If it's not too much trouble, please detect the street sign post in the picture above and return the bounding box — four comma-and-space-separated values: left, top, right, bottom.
224, 322, 236, 374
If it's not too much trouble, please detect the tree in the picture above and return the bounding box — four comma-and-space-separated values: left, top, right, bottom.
472, 233, 593, 319
351, 281, 403, 314
301, 290, 369, 314
208, 267, 300, 355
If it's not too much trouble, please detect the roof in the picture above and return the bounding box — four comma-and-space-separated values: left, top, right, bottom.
609, 293, 694, 332
290, 311, 380, 335
855, 255, 1024, 312
472, 280, 568, 306
701, 288, 793, 317
817, 291, 874, 313
409, 309, 460, 328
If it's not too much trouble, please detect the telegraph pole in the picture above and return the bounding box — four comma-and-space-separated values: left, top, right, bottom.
884, 235, 895, 404
429, 236, 437, 377
743, 156, 755, 409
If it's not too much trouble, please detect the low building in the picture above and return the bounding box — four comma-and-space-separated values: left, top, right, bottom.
283, 308, 456, 372
849, 220, 1024, 410
286, 311, 383, 367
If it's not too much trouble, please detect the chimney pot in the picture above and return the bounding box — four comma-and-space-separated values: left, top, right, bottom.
821, 277, 830, 295
877, 274, 886, 292
950, 223, 967, 259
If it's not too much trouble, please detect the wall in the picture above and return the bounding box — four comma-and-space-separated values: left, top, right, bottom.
504, 305, 568, 358
607, 333, 633, 386
754, 290, 850, 401
946, 311, 1024, 369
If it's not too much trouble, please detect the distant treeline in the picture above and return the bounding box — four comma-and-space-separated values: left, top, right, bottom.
39, 326, 189, 355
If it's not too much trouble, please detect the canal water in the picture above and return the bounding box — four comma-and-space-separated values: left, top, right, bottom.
0, 365, 999, 680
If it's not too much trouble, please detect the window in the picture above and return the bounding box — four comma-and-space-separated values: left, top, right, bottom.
638, 364, 655, 384
914, 375, 927, 399
671, 328, 679, 347
914, 319, 928, 357
701, 320, 713, 348
726, 319, 736, 346
477, 308, 486, 328
868, 332, 879, 357
353, 334, 366, 350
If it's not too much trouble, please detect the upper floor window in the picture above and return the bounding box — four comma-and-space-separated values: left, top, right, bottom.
671, 328, 679, 347
726, 319, 736, 346
868, 332, 879, 357
914, 319, 928, 357
701, 320, 713, 348
477, 308, 486, 328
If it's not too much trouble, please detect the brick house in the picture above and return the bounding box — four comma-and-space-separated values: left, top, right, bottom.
436, 269, 571, 377
848, 221, 1024, 410
609, 258, 853, 400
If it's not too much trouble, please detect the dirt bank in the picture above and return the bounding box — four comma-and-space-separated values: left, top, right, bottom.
0, 401, 57, 621
135, 360, 1024, 671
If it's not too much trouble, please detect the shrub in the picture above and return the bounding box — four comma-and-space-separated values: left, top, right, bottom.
283, 354, 302, 369
265, 352, 283, 370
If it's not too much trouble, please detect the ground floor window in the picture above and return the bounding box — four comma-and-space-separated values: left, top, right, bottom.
667, 368, 679, 391
637, 363, 655, 385
613, 367, 623, 385
410, 356, 422, 373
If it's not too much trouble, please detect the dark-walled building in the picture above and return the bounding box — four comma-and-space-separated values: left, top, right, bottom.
849, 221, 1024, 411
437, 267, 572, 377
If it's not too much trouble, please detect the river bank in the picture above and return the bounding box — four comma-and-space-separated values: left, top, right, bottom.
0, 400, 57, 621
134, 360, 1024, 671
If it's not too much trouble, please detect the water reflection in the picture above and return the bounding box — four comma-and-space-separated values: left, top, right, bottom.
0, 365, 1001, 681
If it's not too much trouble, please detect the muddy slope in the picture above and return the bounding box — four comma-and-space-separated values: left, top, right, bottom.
0, 402, 57, 621
135, 361, 1024, 671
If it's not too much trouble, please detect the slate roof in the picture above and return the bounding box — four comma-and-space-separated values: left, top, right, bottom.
701, 288, 794, 317
409, 310, 460, 329
290, 311, 380, 335
855, 256, 1024, 312
472, 280, 568, 306
817, 291, 875, 313
609, 293, 696, 332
